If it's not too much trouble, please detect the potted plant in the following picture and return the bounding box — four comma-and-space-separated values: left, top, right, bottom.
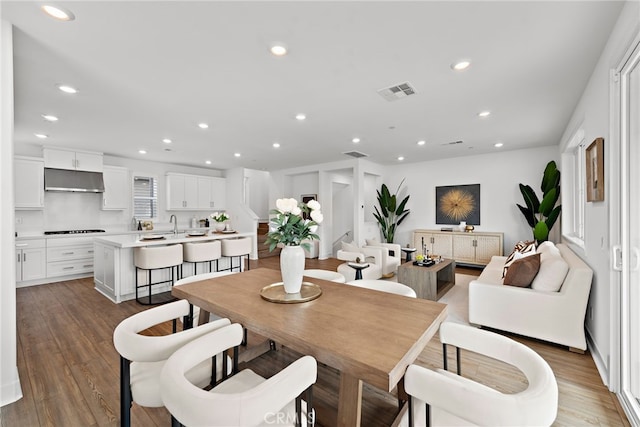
210, 211, 230, 232
516, 161, 562, 243
373, 179, 411, 243
265, 198, 323, 293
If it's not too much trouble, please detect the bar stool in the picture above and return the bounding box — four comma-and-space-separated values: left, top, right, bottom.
134, 244, 183, 305
221, 238, 252, 272
183, 240, 222, 277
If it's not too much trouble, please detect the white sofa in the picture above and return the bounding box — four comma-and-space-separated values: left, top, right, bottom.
337, 240, 401, 278
469, 243, 593, 351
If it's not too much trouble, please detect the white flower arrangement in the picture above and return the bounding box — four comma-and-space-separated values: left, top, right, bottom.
210, 211, 230, 223
266, 198, 323, 251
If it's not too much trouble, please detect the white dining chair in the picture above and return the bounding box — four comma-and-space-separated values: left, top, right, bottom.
173, 271, 237, 326
346, 279, 417, 298
404, 322, 558, 426
113, 300, 232, 427
161, 323, 317, 426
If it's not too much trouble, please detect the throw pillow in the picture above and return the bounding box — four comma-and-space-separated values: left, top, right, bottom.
341, 241, 361, 254
365, 238, 380, 246
503, 240, 537, 277
503, 254, 541, 287
531, 256, 569, 292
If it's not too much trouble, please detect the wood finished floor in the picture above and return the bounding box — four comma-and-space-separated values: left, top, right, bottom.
0, 258, 629, 427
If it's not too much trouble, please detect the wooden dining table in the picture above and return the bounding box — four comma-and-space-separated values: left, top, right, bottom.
171, 267, 448, 427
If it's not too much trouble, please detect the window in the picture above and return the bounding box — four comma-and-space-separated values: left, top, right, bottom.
561, 128, 585, 245
133, 175, 158, 219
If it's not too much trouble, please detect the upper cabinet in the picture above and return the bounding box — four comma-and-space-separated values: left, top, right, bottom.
102, 166, 129, 210
167, 173, 226, 211
43, 147, 103, 172
15, 157, 44, 210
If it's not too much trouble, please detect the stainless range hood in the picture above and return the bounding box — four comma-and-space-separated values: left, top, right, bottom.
44, 168, 105, 192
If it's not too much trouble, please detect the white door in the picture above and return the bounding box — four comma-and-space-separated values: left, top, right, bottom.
616, 35, 640, 424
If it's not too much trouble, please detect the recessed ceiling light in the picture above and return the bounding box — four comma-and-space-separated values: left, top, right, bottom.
41, 5, 75, 21
198, 123, 209, 129
295, 113, 306, 121
138, 150, 147, 154
478, 111, 491, 118
352, 138, 360, 143
397, 156, 405, 161
34, 133, 48, 139
205, 160, 212, 165
273, 143, 280, 148
270, 45, 287, 56
42, 114, 58, 122
494, 142, 504, 148
417, 140, 426, 146
162, 138, 172, 144
57, 85, 77, 94
234, 153, 241, 158
451, 60, 471, 71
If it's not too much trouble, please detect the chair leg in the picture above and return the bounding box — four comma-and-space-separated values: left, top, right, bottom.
442, 343, 448, 371
171, 415, 182, 427
120, 356, 132, 427
147, 269, 152, 305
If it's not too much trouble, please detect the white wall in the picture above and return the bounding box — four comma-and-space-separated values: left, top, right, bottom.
244, 168, 269, 220
385, 146, 560, 251
558, 0, 640, 386
1, 18, 22, 406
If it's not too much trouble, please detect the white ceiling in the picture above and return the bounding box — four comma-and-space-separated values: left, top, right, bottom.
3, 1, 624, 171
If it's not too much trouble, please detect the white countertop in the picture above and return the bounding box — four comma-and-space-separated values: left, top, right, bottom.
94, 230, 255, 248
15, 227, 215, 241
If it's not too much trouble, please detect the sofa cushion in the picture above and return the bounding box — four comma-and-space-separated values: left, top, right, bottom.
531, 255, 569, 292
503, 240, 537, 278
503, 254, 541, 287
365, 238, 380, 246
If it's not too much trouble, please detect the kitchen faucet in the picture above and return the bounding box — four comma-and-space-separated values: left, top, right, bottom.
170, 214, 178, 234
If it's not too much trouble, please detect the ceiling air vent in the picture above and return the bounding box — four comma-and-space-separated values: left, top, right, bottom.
377, 82, 417, 102
441, 140, 464, 146
343, 151, 369, 159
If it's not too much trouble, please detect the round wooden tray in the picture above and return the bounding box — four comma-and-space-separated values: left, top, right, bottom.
260, 282, 322, 304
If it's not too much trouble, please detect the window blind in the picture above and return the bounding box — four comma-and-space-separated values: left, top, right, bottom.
133, 176, 157, 219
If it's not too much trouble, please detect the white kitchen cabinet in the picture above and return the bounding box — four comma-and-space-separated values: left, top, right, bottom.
46, 237, 94, 279
14, 157, 44, 210
166, 173, 199, 210
15, 239, 47, 283
197, 176, 227, 209
94, 242, 116, 295
102, 165, 129, 210
413, 229, 503, 266
43, 147, 103, 172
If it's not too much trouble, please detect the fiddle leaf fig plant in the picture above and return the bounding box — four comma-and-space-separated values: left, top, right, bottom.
517, 161, 562, 243
373, 179, 411, 243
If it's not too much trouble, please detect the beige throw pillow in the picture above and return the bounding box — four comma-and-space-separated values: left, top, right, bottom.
503, 254, 541, 287
365, 238, 380, 246
531, 256, 569, 292
341, 241, 361, 254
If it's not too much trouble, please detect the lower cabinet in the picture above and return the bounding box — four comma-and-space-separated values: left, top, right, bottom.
15, 239, 47, 283
94, 242, 116, 294
46, 237, 95, 279
413, 229, 503, 266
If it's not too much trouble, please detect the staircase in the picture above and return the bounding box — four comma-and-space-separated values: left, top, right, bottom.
257, 221, 281, 258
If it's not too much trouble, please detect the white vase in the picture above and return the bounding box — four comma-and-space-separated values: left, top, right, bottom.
280, 245, 306, 293
214, 223, 225, 232
459, 221, 467, 232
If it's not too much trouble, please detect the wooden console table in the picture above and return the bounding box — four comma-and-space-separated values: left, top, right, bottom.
412, 229, 503, 266
397, 258, 456, 300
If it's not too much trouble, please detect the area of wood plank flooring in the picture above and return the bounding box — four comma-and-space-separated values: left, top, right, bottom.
1, 258, 629, 426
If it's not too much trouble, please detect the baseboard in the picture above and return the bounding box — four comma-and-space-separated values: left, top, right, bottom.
0, 366, 23, 407
587, 328, 611, 389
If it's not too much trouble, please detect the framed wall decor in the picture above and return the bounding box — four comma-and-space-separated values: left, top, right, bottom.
436, 184, 480, 225
586, 137, 604, 202
301, 194, 317, 219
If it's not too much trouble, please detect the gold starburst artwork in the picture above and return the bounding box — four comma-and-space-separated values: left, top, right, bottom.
440, 189, 475, 221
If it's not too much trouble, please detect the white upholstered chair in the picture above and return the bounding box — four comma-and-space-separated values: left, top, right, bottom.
404, 322, 558, 427
173, 271, 237, 326
161, 323, 317, 427
364, 239, 402, 276
346, 279, 416, 297
337, 240, 400, 278
113, 300, 232, 427
303, 269, 346, 283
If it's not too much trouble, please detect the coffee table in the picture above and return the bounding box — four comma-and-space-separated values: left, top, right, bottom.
397, 258, 456, 300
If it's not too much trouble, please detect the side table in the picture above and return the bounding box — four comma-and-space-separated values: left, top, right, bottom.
347, 262, 370, 280
401, 247, 417, 263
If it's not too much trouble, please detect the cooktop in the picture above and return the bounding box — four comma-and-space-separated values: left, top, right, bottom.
44, 229, 106, 235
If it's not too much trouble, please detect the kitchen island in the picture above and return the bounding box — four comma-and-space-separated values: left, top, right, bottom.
93, 231, 255, 303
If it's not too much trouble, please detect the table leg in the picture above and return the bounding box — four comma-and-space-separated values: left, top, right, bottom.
198, 308, 209, 326
355, 269, 363, 280
337, 373, 363, 426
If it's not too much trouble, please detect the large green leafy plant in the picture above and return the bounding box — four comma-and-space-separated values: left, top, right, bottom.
373, 180, 410, 243
517, 161, 562, 243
